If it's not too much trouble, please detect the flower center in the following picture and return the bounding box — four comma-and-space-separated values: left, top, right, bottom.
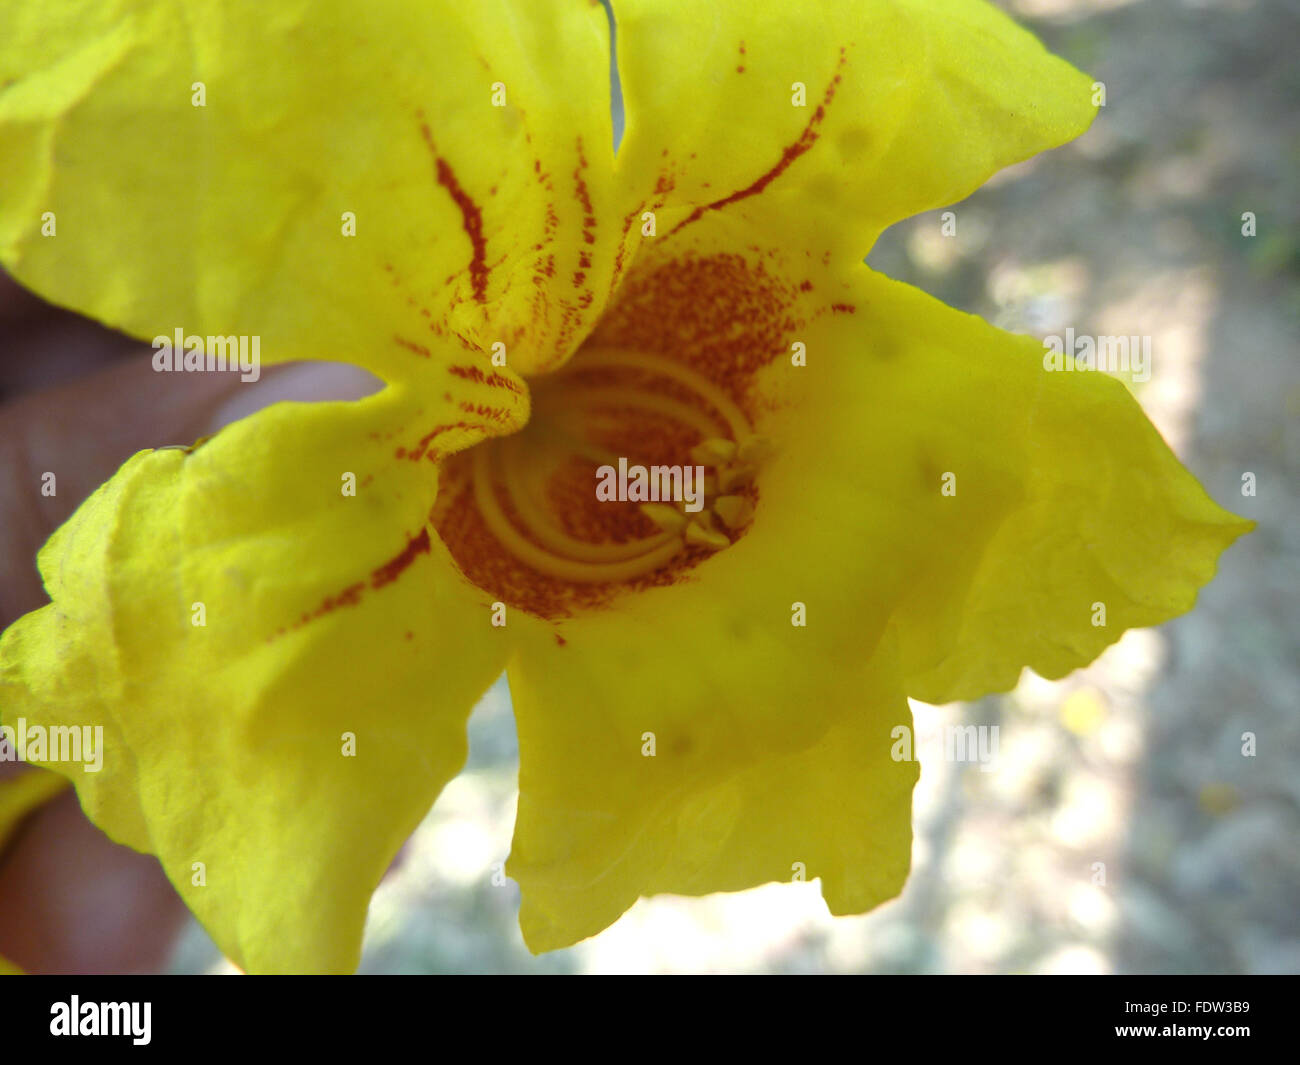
433, 346, 769, 618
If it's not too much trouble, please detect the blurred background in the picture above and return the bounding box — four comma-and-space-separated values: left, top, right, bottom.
4, 0, 1297, 973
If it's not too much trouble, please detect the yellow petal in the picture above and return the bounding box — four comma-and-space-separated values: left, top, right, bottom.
506, 230, 921, 944
507, 615, 916, 951
0, 385, 517, 973
773, 266, 1253, 702
587, 192, 1248, 697
612, 0, 1096, 254
500, 208, 1246, 948
0, 0, 614, 376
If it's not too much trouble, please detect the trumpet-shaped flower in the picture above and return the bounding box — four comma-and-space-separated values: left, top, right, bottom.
0, 0, 1250, 973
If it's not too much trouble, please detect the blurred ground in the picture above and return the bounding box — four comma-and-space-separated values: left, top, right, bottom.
167, 0, 1298, 974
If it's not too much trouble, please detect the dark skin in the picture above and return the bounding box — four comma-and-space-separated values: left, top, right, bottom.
0, 270, 374, 972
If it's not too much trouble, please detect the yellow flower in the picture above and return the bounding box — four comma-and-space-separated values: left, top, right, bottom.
0, 0, 1250, 973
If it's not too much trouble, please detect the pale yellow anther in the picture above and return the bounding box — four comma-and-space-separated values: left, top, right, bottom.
685, 522, 730, 551
690, 437, 738, 466
719, 464, 757, 493
713, 495, 755, 530
736, 435, 775, 466
641, 503, 689, 532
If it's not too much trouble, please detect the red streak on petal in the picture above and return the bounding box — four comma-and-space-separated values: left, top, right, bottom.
448, 364, 525, 394
420, 122, 489, 304
667, 50, 846, 238
458, 401, 513, 423
371, 527, 432, 589
394, 335, 433, 358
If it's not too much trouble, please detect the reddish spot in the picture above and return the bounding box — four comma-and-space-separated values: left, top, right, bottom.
459, 401, 512, 423
448, 364, 525, 394
407, 420, 485, 462
394, 335, 433, 358
324, 584, 364, 612
372, 527, 432, 589
573, 137, 597, 246
555, 633, 567, 647
799, 279, 814, 292
278, 580, 363, 637
406, 631, 415, 641
590, 251, 809, 415
831, 303, 856, 314
419, 121, 489, 303
667, 49, 847, 239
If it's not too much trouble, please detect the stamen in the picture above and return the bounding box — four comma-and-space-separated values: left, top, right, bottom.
719, 464, 758, 493
736, 434, 775, 465
713, 495, 755, 529
685, 522, 730, 551
640, 503, 690, 532
472, 446, 685, 582
538, 385, 728, 441
499, 435, 677, 562
560, 348, 754, 440
690, 437, 738, 465
454, 345, 769, 600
